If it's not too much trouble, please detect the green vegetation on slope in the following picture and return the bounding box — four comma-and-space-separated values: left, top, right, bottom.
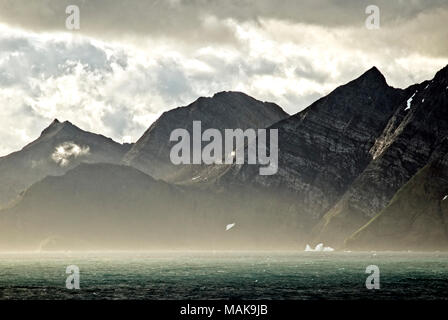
345, 158, 448, 250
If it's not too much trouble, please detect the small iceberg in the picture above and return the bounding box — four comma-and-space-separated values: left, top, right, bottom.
226, 223, 236, 231
443, 195, 447, 201
304, 243, 334, 252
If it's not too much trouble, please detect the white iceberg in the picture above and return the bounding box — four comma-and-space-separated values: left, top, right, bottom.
226, 223, 236, 231
304, 243, 334, 252
443, 195, 447, 201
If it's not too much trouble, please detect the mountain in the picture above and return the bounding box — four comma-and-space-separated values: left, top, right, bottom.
217, 67, 406, 233
123, 91, 288, 180
345, 149, 448, 250
2, 66, 448, 251
314, 65, 448, 247
0, 163, 308, 250
0, 163, 185, 250
0, 119, 131, 208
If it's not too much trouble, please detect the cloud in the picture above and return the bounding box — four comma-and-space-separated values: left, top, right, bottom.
1, 1, 447, 34
0, 1, 447, 156
0, 0, 447, 56
51, 142, 90, 167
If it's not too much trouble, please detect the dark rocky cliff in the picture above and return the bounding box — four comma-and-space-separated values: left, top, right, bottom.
315, 65, 448, 247
219, 67, 405, 230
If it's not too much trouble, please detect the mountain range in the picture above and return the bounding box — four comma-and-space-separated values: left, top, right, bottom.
1, 65, 447, 251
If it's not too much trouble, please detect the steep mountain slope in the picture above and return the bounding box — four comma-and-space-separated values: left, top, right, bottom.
314, 65, 448, 247
123, 91, 288, 180
345, 149, 448, 250
0, 119, 131, 208
218, 67, 406, 230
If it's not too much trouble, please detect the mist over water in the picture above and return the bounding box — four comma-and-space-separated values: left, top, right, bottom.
1, 251, 447, 300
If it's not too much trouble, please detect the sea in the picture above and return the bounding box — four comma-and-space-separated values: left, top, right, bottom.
0, 251, 447, 300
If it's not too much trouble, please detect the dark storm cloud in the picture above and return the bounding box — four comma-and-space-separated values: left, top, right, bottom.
1, 0, 446, 28
1, 0, 447, 48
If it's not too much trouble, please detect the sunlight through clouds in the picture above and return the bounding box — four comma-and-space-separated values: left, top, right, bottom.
0, 1, 448, 156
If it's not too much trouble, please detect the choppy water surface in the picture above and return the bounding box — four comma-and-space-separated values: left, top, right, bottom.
0, 251, 447, 300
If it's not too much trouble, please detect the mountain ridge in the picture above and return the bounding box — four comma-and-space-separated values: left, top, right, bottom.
1, 65, 448, 250
123, 90, 289, 180
313, 63, 448, 247
216, 66, 406, 232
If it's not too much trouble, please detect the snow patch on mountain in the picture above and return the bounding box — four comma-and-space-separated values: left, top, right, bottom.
404, 91, 417, 111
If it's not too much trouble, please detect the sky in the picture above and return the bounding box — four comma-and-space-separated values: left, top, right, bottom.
0, 0, 447, 156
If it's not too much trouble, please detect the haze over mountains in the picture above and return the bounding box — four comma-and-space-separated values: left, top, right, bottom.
1, 66, 448, 251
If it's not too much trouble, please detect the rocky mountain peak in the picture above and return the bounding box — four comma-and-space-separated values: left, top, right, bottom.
188, 91, 284, 116
40, 118, 62, 136
350, 66, 388, 88
39, 119, 77, 138
211, 91, 255, 101
313, 64, 448, 248
123, 91, 288, 179
433, 64, 448, 83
